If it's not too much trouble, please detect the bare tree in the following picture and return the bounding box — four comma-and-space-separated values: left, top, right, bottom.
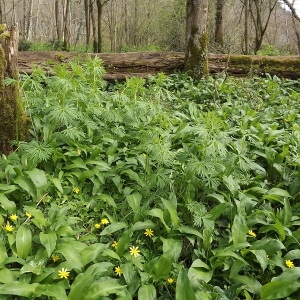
0, 1, 3, 24
62, 0, 71, 51
249, 0, 278, 53
84, 0, 91, 49
185, 0, 209, 79
215, 0, 224, 47
95, 0, 110, 52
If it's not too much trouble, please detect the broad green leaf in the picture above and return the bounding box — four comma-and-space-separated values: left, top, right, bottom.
274, 220, 285, 241
223, 175, 240, 195
250, 250, 268, 272
80, 243, 107, 265
116, 289, 132, 300
188, 260, 213, 285
131, 220, 155, 232
209, 202, 231, 219
126, 192, 142, 212
283, 249, 300, 260
0, 240, 8, 264
138, 284, 156, 300
20, 259, 46, 275
98, 194, 116, 208
176, 225, 202, 239
121, 262, 140, 295
26, 168, 48, 196
161, 198, 180, 229
232, 214, 247, 245
272, 267, 300, 282
151, 251, 173, 280
176, 267, 196, 300
260, 281, 300, 299
283, 198, 292, 226
56, 242, 86, 269
0, 282, 39, 297
69, 263, 113, 300
16, 225, 32, 259
213, 250, 248, 265
0, 268, 15, 283
50, 177, 64, 193
263, 188, 291, 203
24, 206, 48, 228
233, 275, 261, 294
40, 231, 57, 257
161, 238, 182, 262
64, 158, 88, 170
100, 222, 128, 236
0, 194, 16, 213
14, 175, 37, 200
148, 208, 170, 232
250, 238, 285, 254
85, 279, 126, 298
116, 229, 132, 257
35, 284, 68, 300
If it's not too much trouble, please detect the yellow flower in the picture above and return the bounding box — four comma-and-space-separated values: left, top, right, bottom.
4, 223, 14, 232
25, 212, 32, 218
129, 246, 140, 257
94, 223, 101, 229
167, 278, 174, 284
73, 187, 80, 194
9, 214, 18, 221
52, 254, 60, 262
267, 255, 270, 260
248, 230, 256, 237
144, 228, 154, 237
112, 241, 118, 249
286, 260, 294, 268
58, 268, 70, 279
77, 149, 81, 155
101, 218, 109, 225
142, 153, 147, 157
114, 266, 123, 277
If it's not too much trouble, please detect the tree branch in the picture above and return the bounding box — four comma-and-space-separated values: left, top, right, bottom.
281, 0, 300, 22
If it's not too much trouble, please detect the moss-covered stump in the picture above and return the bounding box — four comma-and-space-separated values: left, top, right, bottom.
0, 24, 28, 155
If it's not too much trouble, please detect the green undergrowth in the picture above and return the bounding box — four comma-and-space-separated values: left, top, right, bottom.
0, 57, 300, 299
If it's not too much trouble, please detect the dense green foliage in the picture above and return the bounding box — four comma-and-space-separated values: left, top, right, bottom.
0, 58, 300, 299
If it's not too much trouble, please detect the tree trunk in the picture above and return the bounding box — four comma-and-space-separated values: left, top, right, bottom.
84, 0, 90, 50
185, 0, 209, 79
244, 0, 249, 54
0, 1, 2, 24
62, 0, 71, 51
25, 0, 33, 41
55, 0, 62, 41
90, 0, 98, 52
214, 0, 224, 47
96, 0, 102, 52
0, 25, 28, 155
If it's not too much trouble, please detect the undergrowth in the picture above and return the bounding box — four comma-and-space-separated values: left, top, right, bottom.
0, 57, 300, 299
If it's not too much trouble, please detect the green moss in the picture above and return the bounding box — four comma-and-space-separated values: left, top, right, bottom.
185, 30, 209, 80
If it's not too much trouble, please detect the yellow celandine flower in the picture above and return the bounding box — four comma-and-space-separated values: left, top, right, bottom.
144, 228, 154, 237
267, 255, 270, 260
142, 153, 147, 157
25, 212, 32, 218
58, 268, 70, 279
101, 218, 109, 225
248, 230, 256, 237
52, 254, 60, 262
112, 241, 118, 248
4, 223, 14, 232
167, 278, 174, 284
286, 260, 294, 268
129, 246, 140, 257
114, 266, 123, 277
73, 187, 80, 194
77, 149, 81, 155
94, 223, 101, 229
9, 214, 18, 221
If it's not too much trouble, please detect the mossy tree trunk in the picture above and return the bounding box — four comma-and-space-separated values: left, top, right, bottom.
184, 0, 209, 80
0, 24, 28, 155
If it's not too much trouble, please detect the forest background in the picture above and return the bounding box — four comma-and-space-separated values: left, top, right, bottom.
1, 0, 300, 56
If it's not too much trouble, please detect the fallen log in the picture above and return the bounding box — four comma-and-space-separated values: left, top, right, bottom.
18, 51, 300, 80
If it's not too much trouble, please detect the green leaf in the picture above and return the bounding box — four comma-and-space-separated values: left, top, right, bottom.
40, 231, 57, 257
100, 222, 128, 236
250, 238, 285, 254
176, 267, 196, 300
98, 194, 116, 208
260, 281, 300, 299
161, 198, 180, 229
20, 259, 46, 275
272, 267, 300, 282
0, 194, 16, 213
80, 243, 107, 265
0, 282, 39, 297
26, 168, 48, 196
233, 275, 261, 294
148, 208, 170, 232
16, 225, 32, 259
35, 284, 68, 300
283, 249, 300, 260
14, 175, 37, 200
151, 251, 173, 280
0, 240, 8, 264
188, 259, 213, 285
126, 192, 142, 212
56, 242, 85, 269
85, 279, 127, 298
250, 250, 268, 272
138, 284, 156, 300
131, 220, 155, 232
232, 214, 247, 245
24, 206, 48, 228
50, 177, 64, 193
161, 238, 182, 262
0, 268, 15, 283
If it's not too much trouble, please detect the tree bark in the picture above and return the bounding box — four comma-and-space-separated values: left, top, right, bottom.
84, 0, 90, 50
62, 0, 71, 51
55, 0, 62, 41
0, 25, 28, 155
185, 0, 209, 79
214, 0, 224, 47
